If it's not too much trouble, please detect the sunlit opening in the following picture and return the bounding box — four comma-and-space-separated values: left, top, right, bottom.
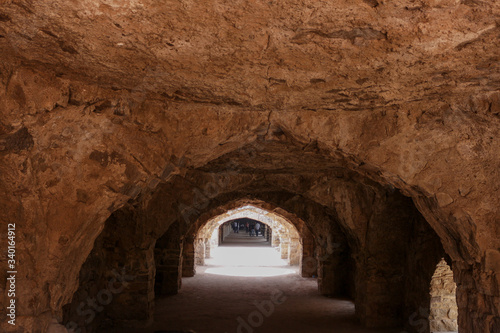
204, 236, 297, 277
205, 266, 296, 277
195, 205, 303, 278
430, 258, 458, 333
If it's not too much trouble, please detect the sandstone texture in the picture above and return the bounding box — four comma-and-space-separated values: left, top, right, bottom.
0, 1, 499, 333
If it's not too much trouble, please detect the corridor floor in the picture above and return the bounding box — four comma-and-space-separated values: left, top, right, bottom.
123, 232, 403, 333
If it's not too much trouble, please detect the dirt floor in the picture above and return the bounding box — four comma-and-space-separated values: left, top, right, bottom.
121, 233, 403, 333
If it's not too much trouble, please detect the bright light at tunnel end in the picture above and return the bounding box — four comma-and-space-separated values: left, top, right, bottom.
199, 204, 303, 278
204, 266, 296, 277
203, 247, 298, 277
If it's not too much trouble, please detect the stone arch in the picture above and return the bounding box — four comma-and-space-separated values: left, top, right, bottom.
251, 120, 497, 332
61, 181, 358, 331
154, 220, 183, 297
183, 202, 308, 274
143, 173, 430, 329
164, 190, 350, 281
192, 131, 482, 266
199, 206, 297, 242
169, 132, 496, 332
196, 204, 301, 264
60, 146, 481, 333
0, 7, 498, 329
6, 100, 495, 332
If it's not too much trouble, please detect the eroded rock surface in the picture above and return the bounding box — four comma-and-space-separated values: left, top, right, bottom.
0, 1, 499, 332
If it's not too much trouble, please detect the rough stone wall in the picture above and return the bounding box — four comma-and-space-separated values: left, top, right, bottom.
154, 222, 183, 297
181, 238, 196, 278
0, 61, 498, 333
194, 239, 205, 266
403, 212, 448, 333
1, 0, 498, 117
63, 207, 155, 332
430, 260, 458, 332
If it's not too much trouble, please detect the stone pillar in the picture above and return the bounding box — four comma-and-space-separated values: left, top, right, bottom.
280, 238, 290, 260
107, 246, 155, 325
352, 193, 414, 328
288, 238, 300, 265
154, 242, 183, 296
317, 247, 350, 297
182, 238, 196, 277
224, 223, 232, 238
354, 254, 405, 328
272, 232, 280, 247
455, 255, 500, 333
205, 238, 211, 258
301, 234, 316, 277
318, 257, 336, 296
195, 238, 205, 266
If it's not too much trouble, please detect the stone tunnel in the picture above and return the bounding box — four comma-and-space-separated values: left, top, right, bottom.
0, 1, 499, 332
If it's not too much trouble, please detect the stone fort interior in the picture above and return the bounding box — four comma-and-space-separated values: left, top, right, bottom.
0, 1, 499, 332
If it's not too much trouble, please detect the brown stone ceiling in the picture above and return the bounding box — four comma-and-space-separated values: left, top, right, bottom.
195, 139, 347, 174
1, 0, 499, 110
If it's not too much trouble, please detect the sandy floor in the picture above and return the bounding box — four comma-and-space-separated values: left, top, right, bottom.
121, 233, 402, 333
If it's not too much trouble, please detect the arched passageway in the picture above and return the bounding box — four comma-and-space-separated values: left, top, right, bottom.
194, 205, 304, 268
201, 215, 297, 278
152, 203, 308, 302
135, 205, 382, 333
1, 2, 499, 332
61, 162, 456, 333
